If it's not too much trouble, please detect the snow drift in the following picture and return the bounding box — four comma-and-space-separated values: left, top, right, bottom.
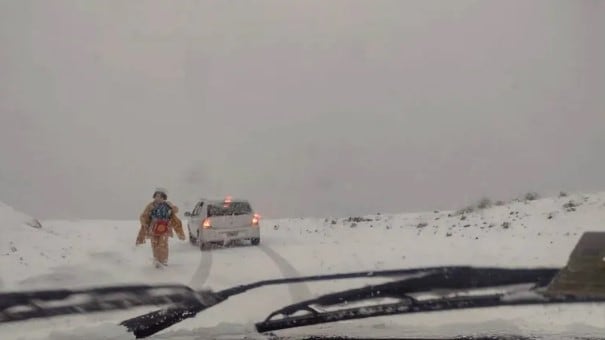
0, 202, 61, 288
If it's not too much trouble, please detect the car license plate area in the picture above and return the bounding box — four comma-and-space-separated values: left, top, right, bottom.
225, 232, 238, 237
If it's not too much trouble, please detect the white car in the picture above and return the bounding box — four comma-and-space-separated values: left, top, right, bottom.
184, 197, 261, 251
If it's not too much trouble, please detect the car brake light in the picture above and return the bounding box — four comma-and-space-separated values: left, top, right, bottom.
252, 213, 260, 226
202, 218, 211, 229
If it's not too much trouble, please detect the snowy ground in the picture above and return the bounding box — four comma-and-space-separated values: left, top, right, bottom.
2, 192, 605, 339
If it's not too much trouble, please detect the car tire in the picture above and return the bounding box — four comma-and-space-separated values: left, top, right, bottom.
189, 227, 198, 245
200, 241, 211, 251
251, 238, 260, 246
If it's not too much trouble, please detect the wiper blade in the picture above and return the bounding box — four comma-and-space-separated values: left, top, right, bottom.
255, 267, 605, 333
2, 266, 605, 338
116, 266, 565, 337
0, 266, 467, 337
0, 284, 221, 323
256, 291, 605, 333
258, 267, 559, 325
121, 266, 468, 338
254, 230, 605, 334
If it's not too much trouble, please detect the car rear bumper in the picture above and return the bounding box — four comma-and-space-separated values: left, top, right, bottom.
199, 226, 260, 243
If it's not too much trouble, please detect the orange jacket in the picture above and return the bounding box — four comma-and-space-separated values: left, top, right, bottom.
136, 201, 185, 242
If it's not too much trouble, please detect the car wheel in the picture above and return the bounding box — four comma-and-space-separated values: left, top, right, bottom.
200, 241, 211, 251
189, 227, 198, 245
251, 238, 260, 246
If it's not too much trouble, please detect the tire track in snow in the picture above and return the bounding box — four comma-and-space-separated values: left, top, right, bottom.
188, 242, 312, 303
188, 248, 213, 289
258, 244, 312, 303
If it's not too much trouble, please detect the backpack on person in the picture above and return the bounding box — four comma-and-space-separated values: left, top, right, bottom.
149, 202, 172, 236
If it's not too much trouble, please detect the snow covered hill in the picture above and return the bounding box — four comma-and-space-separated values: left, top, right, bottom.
1, 192, 605, 340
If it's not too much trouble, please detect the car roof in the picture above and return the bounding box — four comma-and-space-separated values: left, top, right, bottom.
199, 198, 250, 204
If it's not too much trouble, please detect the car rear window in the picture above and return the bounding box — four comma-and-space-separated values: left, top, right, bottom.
207, 202, 252, 216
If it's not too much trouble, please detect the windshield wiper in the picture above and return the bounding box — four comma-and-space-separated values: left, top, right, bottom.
120, 266, 467, 338
0, 266, 467, 336
257, 289, 605, 334
255, 230, 605, 333
255, 267, 578, 333
260, 267, 558, 320
0, 284, 220, 323
3, 266, 605, 339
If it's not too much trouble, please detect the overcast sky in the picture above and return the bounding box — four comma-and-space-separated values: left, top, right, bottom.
1, 0, 604, 220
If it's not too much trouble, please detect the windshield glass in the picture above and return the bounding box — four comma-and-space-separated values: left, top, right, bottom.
1, 1, 603, 340
207, 202, 252, 216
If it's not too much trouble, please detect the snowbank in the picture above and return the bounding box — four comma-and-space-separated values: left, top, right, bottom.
0, 202, 64, 289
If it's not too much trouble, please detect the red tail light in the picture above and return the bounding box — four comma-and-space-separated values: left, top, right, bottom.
202, 218, 212, 229
252, 213, 260, 226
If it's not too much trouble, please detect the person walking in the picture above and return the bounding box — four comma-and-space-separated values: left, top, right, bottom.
136, 188, 186, 268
